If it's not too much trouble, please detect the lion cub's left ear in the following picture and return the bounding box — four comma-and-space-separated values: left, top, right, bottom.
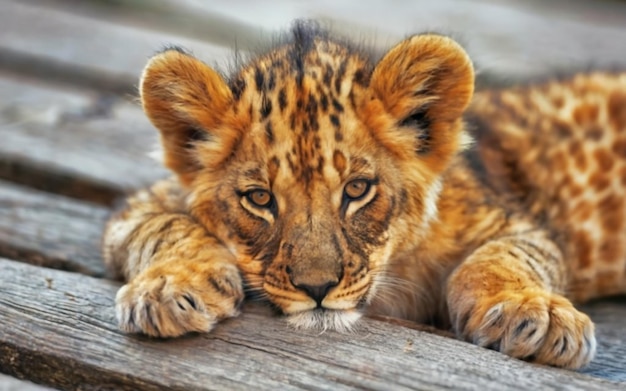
369, 35, 474, 170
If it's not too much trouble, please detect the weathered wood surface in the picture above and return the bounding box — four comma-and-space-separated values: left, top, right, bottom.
0, 180, 108, 277
0, 1, 231, 95
1, 258, 624, 391
580, 298, 626, 382
28, 0, 265, 50
0, 76, 168, 204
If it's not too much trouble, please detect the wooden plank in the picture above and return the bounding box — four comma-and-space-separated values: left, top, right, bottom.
0, 76, 168, 204
28, 0, 267, 50
0, 258, 623, 391
0, 180, 108, 277
0, 1, 232, 94
482, 0, 626, 30
581, 298, 626, 382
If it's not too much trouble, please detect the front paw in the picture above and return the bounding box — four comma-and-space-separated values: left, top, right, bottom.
450, 290, 596, 369
115, 263, 244, 337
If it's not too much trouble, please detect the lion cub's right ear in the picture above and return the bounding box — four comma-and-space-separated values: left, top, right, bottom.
140, 48, 235, 185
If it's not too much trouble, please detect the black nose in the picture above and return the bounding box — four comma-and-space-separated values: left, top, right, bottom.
295, 281, 339, 307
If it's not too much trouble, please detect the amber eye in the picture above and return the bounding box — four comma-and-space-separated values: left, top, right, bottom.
246, 190, 273, 208
344, 179, 370, 200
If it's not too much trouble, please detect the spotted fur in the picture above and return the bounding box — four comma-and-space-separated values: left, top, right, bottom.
102, 22, 626, 370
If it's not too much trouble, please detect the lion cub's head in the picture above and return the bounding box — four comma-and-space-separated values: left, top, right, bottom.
139, 23, 474, 331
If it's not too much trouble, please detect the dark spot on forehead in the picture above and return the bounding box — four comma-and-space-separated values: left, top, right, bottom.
316, 155, 325, 174
261, 96, 273, 119
278, 88, 287, 112
333, 150, 347, 175
231, 76, 246, 101
254, 66, 264, 92
332, 98, 344, 113
334, 61, 347, 94
302, 166, 313, 183
320, 93, 329, 112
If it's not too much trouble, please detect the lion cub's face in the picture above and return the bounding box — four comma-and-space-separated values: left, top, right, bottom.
140, 26, 474, 330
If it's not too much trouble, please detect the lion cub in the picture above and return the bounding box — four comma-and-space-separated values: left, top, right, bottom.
103, 22, 626, 370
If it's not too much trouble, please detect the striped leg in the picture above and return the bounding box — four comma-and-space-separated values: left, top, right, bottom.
446, 229, 596, 369
103, 179, 243, 337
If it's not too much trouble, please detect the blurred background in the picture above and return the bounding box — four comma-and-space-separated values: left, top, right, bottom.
2, 0, 626, 93
1, 0, 626, 198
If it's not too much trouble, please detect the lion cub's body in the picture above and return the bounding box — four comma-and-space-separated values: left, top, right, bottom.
469, 76, 626, 302
103, 23, 626, 370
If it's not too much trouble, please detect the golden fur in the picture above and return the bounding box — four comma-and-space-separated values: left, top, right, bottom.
102, 23, 626, 370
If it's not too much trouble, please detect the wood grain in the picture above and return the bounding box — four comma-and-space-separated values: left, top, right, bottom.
0, 76, 168, 204
0, 1, 231, 94
581, 298, 626, 382
0, 180, 108, 276
0, 258, 623, 391
28, 0, 266, 50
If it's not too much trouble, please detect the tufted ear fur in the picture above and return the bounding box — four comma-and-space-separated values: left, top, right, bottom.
369, 35, 474, 172
140, 48, 235, 185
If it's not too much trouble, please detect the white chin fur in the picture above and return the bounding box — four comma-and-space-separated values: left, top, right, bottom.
287, 309, 362, 333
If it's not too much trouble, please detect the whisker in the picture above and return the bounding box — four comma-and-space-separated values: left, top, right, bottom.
366, 267, 440, 320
